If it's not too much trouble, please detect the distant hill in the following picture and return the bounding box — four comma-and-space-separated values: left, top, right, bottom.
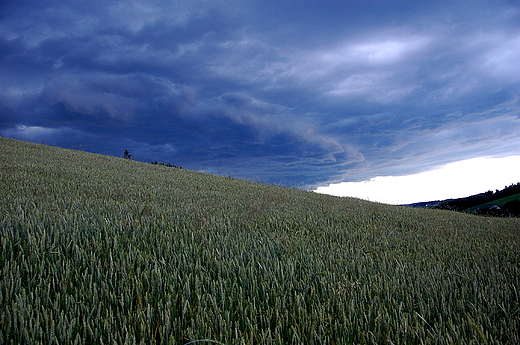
402, 200, 452, 208
465, 194, 520, 217
405, 183, 520, 217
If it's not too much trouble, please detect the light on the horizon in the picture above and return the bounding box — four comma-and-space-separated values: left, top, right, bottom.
315, 156, 520, 205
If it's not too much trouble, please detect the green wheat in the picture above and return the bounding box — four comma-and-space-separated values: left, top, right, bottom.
1, 137, 519, 344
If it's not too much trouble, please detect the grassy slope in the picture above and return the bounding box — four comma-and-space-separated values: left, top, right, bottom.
464, 193, 520, 213
1, 137, 520, 344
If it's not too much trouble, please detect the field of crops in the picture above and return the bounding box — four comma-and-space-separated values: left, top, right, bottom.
1, 137, 520, 344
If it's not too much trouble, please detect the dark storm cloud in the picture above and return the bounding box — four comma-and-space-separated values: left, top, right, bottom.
1, 0, 519, 187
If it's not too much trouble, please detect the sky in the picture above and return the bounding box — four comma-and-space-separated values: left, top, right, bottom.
1, 0, 519, 198
316, 155, 520, 204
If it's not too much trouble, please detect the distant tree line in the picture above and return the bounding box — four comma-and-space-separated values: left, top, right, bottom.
433, 182, 520, 217
150, 161, 182, 169
474, 199, 520, 217
123, 150, 182, 169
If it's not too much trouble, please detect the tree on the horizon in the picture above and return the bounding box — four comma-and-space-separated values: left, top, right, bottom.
123, 149, 132, 160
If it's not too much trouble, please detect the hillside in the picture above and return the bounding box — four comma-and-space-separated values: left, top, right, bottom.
1, 137, 520, 344
465, 193, 520, 216
405, 184, 520, 217
432, 183, 520, 216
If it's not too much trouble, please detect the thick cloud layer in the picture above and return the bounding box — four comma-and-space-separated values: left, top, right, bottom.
1, 0, 519, 187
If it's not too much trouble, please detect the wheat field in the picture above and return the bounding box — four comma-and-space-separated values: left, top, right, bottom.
1, 137, 519, 344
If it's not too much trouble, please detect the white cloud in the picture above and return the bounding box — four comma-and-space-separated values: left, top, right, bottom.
318, 35, 430, 67
315, 156, 520, 205
325, 72, 417, 102
2, 125, 77, 145
482, 35, 520, 80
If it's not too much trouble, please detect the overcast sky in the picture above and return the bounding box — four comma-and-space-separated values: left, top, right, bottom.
1, 0, 519, 192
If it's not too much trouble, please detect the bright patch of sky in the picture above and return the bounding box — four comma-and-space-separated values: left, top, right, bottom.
316, 156, 520, 205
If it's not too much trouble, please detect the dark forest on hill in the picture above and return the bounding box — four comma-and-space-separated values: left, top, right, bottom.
433, 183, 520, 217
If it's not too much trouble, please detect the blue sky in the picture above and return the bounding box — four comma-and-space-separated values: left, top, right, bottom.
1, 0, 519, 194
